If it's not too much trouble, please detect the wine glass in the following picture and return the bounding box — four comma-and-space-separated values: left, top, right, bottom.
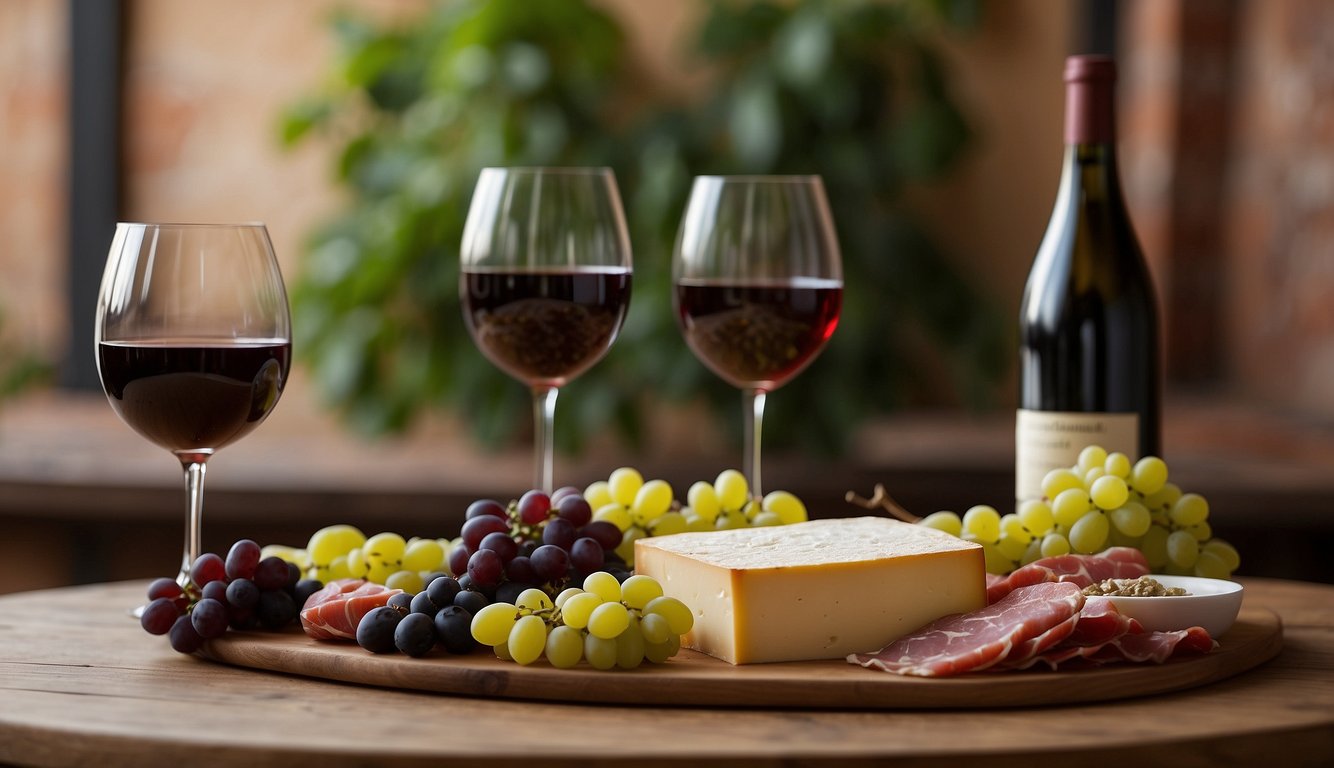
672, 175, 842, 496
460, 167, 633, 492
96, 223, 292, 585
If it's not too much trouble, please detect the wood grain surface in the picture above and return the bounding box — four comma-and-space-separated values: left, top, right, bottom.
0, 579, 1331, 768
197, 609, 1282, 709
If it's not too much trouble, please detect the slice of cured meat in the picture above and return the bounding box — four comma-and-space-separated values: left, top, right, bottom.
1015, 626, 1216, 671
996, 596, 1142, 671
985, 547, 1150, 604
848, 581, 1085, 677
300, 579, 401, 641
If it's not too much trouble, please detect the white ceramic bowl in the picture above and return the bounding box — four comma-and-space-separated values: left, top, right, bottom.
1100, 575, 1244, 638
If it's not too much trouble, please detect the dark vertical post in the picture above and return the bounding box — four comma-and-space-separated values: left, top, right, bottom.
1074, 0, 1118, 56
65, 1, 122, 391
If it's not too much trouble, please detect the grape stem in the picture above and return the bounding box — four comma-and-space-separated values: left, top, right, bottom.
844, 484, 921, 524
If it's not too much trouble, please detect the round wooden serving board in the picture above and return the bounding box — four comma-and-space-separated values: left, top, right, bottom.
198, 607, 1282, 709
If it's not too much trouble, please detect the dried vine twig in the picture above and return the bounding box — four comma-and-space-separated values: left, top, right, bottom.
844, 484, 921, 524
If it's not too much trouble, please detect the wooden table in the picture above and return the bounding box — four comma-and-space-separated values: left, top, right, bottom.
1, 580, 1331, 767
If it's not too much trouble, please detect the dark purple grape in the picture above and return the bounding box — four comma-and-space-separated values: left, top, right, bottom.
556, 495, 593, 528
189, 553, 226, 587
201, 580, 228, 604
426, 575, 461, 607
224, 539, 261, 580
410, 591, 439, 616
387, 592, 413, 613
394, 612, 437, 657
479, 531, 519, 563
140, 597, 181, 635
190, 598, 230, 639
447, 545, 471, 577
356, 605, 402, 654
228, 605, 258, 631
453, 589, 489, 615
581, 521, 623, 551
225, 578, 259, 609
465, 499, 508, 521
467, 549, 504, 587
169, 614, 204, 654
495, 581, 538, 605
147, 577, 187, 610
462, 515, 510, 550
550, 486, 581, 506
518, 540, 539, 558
531, 545, 571, 583
293, 579, 323, 609
256, 590, 297, 630
542, 517, 577, 550
517, 490, 552, 525
284, 561, 302, 590
505, 555, 537, 585
422, 571, 448, 587
434, 605, 476, 654
253, 556, 290, 591
569, 538, 604, 573
606, 568, 631, 583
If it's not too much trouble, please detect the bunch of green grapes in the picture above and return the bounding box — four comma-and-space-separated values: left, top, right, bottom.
919, 445, 1240, 578
470, 572, 693, 670
263, 525, 450, 594
584, 467, 808, 568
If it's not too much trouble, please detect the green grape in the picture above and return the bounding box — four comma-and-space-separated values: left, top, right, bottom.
385, 569, 423, 594
560, 592, 603, 630
583, 571, 621, 603
1107, 526, 1143, 549
1104, 452, 1132, 479
687, 481, 721, 522
714, 509, 748, 530
644, 596, 693, 635
1041, 468, 1084, 500
1146, 482, 1182, 512
1069, 512, 1110, 554
620, 575, 664, 610
1184, 520, 1212, 542
640, 612, 672, 645
365, 558, 396, 585
1166, 530, 1200, 568
996, 535, 1028, 561
584, 480, 614, 510
682, 512, 713, 532
762, 490, 808, 524
1040, 532, 1071, 558
644, 635, 679, 664
493, 642, 514, 662
741, 499, 762, 521
616, 624, 646, 670
554, 587, 583, 609
750, 511, 782, 527
1164, 561, 1194, 577
364, 532, 406, 565
402, 538, 445, 573
508, 614, 548, 666
608, 467, 644, 507
1078, 445, 1108, 472
1141, 525, 1171, 570
1017, 500, 1055, 537
310, 565, 333, 583
917, 511, 963, 537
1131, 456, 1169, 496
1090, 475, 1130, 511
649, 511, 688, 537
980, 542, 1014, 575
1171, 494, 1209, 527
1194, 551, 1231, 579
1083, 466, 1106, 487
544, 625, 584, 669
1052, 488, 1091, 528
615, 526, 645, 565
1021, 538, 1045, 565
584, 634, 618, 670
1109, 501, 1152, 537
714, 469, 749, 511
588, 602, 630, 640
1000, 514, 1033, 544
1203, 539, 1241, 572
326, 556, 352, 580
471, 603, 520, 647
516, 588, 553, 612
345, 547, 368, 578
593, 503, 632, 532
631, 479, 674, 524
261, 544, 308, 568
962, 505, 1001, 543
307, 524, 365, 566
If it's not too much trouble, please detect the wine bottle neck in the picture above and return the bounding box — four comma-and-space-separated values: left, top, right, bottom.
1064, 55, 1116, 145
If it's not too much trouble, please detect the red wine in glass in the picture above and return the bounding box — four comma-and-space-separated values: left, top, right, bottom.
97, 340, 290, 454
462, 267, 632, 388
675, 277, 842, 391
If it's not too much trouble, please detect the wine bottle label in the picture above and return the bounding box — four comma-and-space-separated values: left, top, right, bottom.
1015, 409, 1139, 500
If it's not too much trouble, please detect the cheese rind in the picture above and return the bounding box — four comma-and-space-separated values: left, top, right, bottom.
634, 517, 986, 665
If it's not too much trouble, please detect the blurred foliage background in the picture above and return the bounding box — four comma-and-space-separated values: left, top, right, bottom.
283, 0, 1006, 456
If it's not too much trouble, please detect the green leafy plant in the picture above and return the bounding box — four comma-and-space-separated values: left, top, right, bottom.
284, 0, 1005, 455
0, 304, 51, 400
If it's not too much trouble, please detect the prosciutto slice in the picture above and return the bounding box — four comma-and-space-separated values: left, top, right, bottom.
848, 582, 1085, 677
985, 548, 1150, 604
1017, 626, 1216, 671
300, 579, 401, 641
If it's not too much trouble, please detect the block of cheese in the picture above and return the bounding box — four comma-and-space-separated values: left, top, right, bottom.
634, 516, 985, 665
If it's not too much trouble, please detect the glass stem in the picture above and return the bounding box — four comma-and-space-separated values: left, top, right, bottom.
743, 388, 767, 497
532, 386, 558, 493
178, 458, 208, 585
